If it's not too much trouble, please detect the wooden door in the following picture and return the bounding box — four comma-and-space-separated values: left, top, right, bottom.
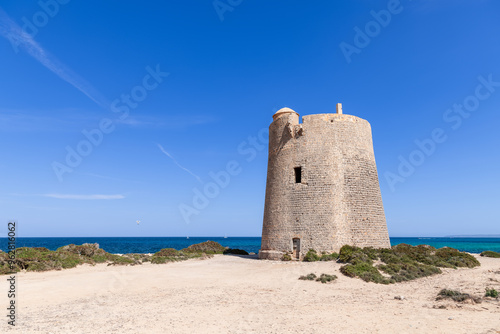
292, 238, 300, 259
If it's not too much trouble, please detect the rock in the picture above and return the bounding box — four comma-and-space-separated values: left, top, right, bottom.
394, 295, 405, 300
448, 317, 454, 320
223, 248, 249, 255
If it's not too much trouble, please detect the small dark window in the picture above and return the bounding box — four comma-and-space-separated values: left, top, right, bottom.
294, 167, 302, 183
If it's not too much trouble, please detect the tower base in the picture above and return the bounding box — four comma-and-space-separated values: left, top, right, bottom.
258, 250, 284, 260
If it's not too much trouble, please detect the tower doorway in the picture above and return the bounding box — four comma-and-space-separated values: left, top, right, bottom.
292, 238, 300, 259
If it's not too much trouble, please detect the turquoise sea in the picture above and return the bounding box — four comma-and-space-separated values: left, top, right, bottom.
1, 237, 499, 254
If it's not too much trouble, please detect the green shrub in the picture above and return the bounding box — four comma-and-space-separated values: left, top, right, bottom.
15, 247, 87, 271
140, 256, 151, 262
338, 244, 480, 284
437, 289, 468, 301
436, 289, 480, 303
435, 247, 480, 268
154, 248, 180, 257
316, 274, 337, 283
299, 273, 338, 283
485, 288, 498, 298
319, 252, 338, 261
182, 241, 226, 254
338, 245, 358, 263
150, 256, 168, 264
303, 249, 320, 262
150, 254, 194, 264
361, 247, 379, 260
57, 243, 100, 257
150, 244, 217, 264
299, 273, 317, 281
16, 247, 51, 261
107, 254, 136, 266
123, 253, 151, 263
350, 250, 373, 265
281, 253, 292, 261
0, 251, 20, 274
53, 251, 87, 269
391, 244, 448, 267
341, 262, 391, 284
2, 245, 102, 272
480, 251, 500, 258
389, 262, 441, 282
151, 251, 185, 264
0, 241, 224, 275
92, 253, 110, 263
377, 263, 402, 275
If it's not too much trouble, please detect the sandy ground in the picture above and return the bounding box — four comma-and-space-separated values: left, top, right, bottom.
1, 254, 499, 334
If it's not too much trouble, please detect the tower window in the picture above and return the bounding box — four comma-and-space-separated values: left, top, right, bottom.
294, 167, 302, 183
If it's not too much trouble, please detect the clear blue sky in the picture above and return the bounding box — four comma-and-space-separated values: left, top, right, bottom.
0, 1, 499, 237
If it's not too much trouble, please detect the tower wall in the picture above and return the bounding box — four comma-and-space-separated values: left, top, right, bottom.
260, 110, 390, 260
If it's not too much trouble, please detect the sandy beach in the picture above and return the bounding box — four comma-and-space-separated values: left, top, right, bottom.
2, 254, 499, 334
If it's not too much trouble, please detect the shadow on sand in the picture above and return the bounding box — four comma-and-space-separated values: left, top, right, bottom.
222, 254, 260, 260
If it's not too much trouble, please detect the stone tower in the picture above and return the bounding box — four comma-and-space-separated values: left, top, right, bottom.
259, 104, 390, 260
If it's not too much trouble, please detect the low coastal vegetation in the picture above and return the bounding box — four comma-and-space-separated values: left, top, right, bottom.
182, 240, 226, 254
299, 273, 317, 280
151, 240, 230, 264
317, 273, 337, 283
485, 288, 498, 298
299, 273, 337, 283
0, 240, 236, 275
434, 287, 498, 305
150, 248, 209, 264
0, 243, 137, 274
150, 241, 242, 263
338, 244, 480, 284
303, 249, 320, 262
480, 250, 500, 258
303, 249, 338, 262
299, 243, 480, 284
436, 289, 481, 303
319, 252, 339, 261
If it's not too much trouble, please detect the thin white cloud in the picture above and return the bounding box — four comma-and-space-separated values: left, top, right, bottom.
0, 8, 110, 109
115, 118, 151, 126
115, 114, 216, 128
157, 143, 203, 183
79, 172, 144, 184
0, 109, 88, 132
43, 194, 125, 200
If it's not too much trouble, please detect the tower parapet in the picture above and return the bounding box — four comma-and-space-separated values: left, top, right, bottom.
259, 105, 390, 260
273, 107, 299, 122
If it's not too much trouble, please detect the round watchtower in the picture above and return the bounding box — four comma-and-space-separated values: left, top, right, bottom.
259, 105, 390, 260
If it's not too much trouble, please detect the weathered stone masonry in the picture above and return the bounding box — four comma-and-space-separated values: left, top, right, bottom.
259, 105, 390, 260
